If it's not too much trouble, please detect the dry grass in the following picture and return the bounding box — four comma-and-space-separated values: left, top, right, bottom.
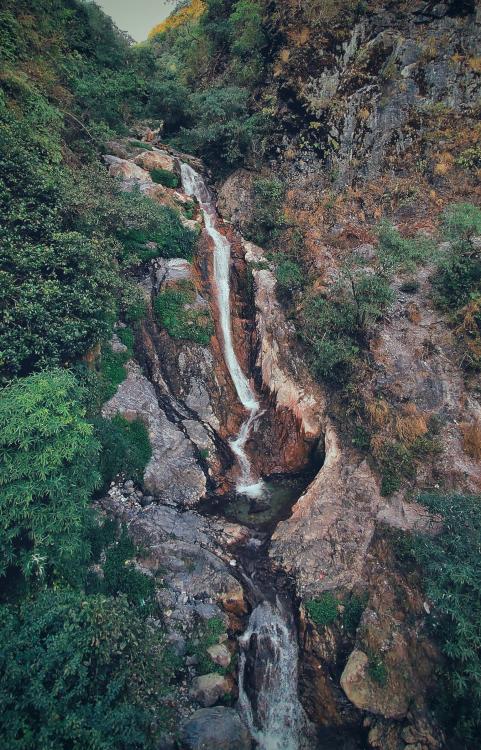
395, 404, 428, 445
366, 399, 391, 427
461, 422, 481, 459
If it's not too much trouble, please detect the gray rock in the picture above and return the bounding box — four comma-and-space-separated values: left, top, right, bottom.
179, 707, 252, 750
102, 361, 206, 507
207, 643, 231, 669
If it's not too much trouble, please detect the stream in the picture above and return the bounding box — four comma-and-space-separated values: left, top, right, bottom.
181, 163, 312, 750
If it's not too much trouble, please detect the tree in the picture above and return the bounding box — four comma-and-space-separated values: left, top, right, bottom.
404, 492, 481, 746
0, 370, 100, 583
0, 590, 175, 750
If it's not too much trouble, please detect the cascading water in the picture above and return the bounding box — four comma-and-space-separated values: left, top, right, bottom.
181, 162, 265, 498
181, 163, 311, 750
238, 599, 311, 750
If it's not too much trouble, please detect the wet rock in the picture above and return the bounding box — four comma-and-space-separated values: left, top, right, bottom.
179, 707, 252, 750
189, 673, 231, 707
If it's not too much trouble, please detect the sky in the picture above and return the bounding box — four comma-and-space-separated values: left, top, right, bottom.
96, 1, 173, 42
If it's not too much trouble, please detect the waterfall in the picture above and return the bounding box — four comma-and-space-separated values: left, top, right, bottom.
238, 599, 310, 750
181, 163, 265, 498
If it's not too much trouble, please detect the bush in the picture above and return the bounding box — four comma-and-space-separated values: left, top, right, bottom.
176, 85, 261, 168
343, 593, 368, 635
305, 593, 339, 627
377, 221, 436, 273
186, 616, 227, 675
403, 492, 481, 745
0, 370, 100, 583
154, 281, 214, 345
117, 204, 197, 264
151, 167, 180, 188
92, 527, 156, 612
300, 266, 393, 383
368, 653, 388, 686
94, 414, 152, 489
100, 344, 130, 400
247, 177, 286, 248
433, 204, 481, 311
0, 589, 174, 750
276, 260, 304, 297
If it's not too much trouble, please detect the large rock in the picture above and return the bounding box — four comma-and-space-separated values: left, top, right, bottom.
133, 149, 176, 173
341, 649, 409, 720
102, 361, 206, 507
179, 707, 252, 750
103, 154, 151, 184
189, 673, 232, 708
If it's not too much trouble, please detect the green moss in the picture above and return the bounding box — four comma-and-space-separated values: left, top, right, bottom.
368, 653, 388, 686
154, 281, 213, 346
151, 167, 180, 188
93, 414, 152, 489
343, 593, 368, 635
305, 592, 339, 628
129, 140, 154, 151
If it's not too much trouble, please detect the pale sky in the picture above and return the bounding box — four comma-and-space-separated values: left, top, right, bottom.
96, 1, 173, 42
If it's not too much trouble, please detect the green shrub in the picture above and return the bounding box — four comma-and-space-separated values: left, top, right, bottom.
117, 205, 197, 264
247, 177, 286, 248
377, 221, 437, 273
300, 266, 393, 383
186, 616, 226, 675
378, 441, 415, 496
100, 345, 129, 400
94, 414, 152, 489
433, 204, 481, 311
0, 589, 174, 750
456, 147, 481, 171
151, 167, 180, 188
368, 653, 388, 686
0, 370, 100, 583
276, 259, 304, 297
176, 85, 262, 168
95, 527, 156, 612
343, 593, 368, 635
402, 492, 481, 745
305, 592, 339, 627
154, 281, 214, 345
129, 140, 154, 151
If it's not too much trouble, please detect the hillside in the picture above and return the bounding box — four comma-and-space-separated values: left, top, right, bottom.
1, 2, 481, 750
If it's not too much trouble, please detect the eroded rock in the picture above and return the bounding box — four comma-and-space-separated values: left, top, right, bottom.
102, 361, 206, 507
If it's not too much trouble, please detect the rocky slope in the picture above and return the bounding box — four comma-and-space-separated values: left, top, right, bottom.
96, 2, 481, 744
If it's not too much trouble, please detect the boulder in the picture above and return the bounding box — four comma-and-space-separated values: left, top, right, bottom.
179, 707, 252, 750
134, 149, 175, 173
207, 643, 231, 669
189, 673, 231, 708
103, 155, 150, 183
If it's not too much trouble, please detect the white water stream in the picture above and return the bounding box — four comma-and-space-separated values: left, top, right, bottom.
238, 599, 310, 750
181, 163, 309, 750
181, 163, 265, 498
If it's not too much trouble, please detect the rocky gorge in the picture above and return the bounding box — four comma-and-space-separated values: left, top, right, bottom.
2, 1, 481, 749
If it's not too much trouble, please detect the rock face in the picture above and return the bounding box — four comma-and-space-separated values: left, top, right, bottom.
179, 707, 252, 750
102, 361, 207, 507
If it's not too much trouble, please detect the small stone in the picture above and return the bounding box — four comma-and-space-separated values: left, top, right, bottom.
179, 707, 252, 750
185, 654, 199, 667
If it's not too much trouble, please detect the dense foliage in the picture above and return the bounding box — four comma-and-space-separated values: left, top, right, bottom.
0, 370, 100, 584
401, 493, 481, 746
154, 280, 214, 345
0, 590, 173, 750
0, 3, 183, 744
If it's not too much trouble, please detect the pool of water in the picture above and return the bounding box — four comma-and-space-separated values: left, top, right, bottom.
220, 475, 311, 530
